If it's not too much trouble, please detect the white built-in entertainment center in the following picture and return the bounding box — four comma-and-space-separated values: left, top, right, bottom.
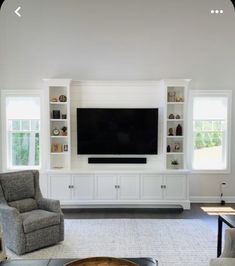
42, 79, 191, 209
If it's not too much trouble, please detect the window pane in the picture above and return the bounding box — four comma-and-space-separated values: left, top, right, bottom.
192, 96, 228, 170
12, 120, 20, 130
11, 133, 30, 166
35, 133, 40, 165
22, 120, 30, 131
31, 120, 39, 131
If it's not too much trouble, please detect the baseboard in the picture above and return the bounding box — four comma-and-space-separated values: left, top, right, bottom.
190, 196, 235, 203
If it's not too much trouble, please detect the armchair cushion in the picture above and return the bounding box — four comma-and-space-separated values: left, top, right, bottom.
8, 198, 38, 213
1, 171, 35, 201
20, 209, 61, 233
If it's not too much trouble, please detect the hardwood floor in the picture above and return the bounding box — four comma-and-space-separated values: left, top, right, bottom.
63, 203, 235, 232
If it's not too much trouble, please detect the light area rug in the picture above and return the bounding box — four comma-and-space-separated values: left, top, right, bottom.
8, 219, 217, 266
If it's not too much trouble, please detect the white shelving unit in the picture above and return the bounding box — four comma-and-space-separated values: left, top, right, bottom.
44, 79, 71, 170
164, 80, 191, 170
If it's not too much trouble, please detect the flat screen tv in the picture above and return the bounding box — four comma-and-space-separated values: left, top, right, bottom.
77, 108, 158, 155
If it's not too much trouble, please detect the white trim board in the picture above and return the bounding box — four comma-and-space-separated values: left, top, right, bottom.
190, 196, 235, 203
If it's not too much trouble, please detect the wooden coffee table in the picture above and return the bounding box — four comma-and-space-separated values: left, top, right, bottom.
217, 215, 235, 257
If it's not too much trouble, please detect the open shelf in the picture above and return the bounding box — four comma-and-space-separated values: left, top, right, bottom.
45, 79, 71, 170
167, 152, 184, 155
50, 119, 67, 121
50, 102, 67, 105
50, 136, 68, 138
165, 82, 190, 170
167, 119, 184, 122
167, 102, 184, 105
50, 152, 69, 155
167, 136, 184, 138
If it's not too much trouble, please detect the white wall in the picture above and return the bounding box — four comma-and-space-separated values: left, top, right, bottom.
0, 0, 235, 201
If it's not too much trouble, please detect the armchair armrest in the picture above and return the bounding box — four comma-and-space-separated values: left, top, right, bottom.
0, 204, 22, 224
0, 203, 26, 254
221, 229, 235, 258
37, 198, 61, 213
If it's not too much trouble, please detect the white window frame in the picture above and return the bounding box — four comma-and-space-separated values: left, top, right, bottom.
188, 90, 232, 174
1, 90, 43, 171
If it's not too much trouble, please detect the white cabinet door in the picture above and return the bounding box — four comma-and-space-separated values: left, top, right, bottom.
140, 174, 163, 200
96, 175, 118, 200
49, 175, 71, 201
118, 174, 140, 200
164, 175, 187, 200
73, 174, 95, 200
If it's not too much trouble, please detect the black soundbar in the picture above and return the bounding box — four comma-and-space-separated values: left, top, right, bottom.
88, 157, 147, 164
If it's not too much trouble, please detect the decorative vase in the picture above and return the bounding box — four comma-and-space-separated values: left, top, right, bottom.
176, 124, 183, 136
167, 145, 171, 153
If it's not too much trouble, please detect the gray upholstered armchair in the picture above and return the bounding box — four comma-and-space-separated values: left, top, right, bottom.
210, 229, 235, 266
0, 170, 64, 255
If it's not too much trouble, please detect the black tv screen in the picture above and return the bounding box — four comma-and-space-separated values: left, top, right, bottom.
77, 108, 158, 154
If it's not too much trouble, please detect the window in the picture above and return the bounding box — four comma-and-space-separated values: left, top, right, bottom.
190, 91, 231, 172
2, 92, 41, 170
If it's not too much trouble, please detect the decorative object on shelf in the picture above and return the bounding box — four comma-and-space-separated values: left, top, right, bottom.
173, 142, 181, 152
62, 114, 67, 119
63, 144, 68, 152
52, 128, 60, 136
168, 91, 176, 102
50, 97, 58, 102
175, 114, 181, 119
168, 114, 175, 119
61, 126, 67, 136
168, 128, 174, 136
175, 96, 184, 102
59, 95, 67, 102
51, 143, 63, 152
171, 159, 179, 169
176, 124, 183, 136
52, 110, 60, 119
167, 145, 171, 153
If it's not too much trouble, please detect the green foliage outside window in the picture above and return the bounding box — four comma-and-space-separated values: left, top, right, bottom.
194, 120, 223, 150
35, 133, 40, 165
12, 133, 30, 165
8, 119, 40, 166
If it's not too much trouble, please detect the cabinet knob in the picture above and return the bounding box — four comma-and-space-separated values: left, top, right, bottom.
68, 185, 74, 189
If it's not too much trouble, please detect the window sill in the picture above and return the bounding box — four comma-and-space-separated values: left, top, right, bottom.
189, 169, 231, 174
5, 166, 41, 172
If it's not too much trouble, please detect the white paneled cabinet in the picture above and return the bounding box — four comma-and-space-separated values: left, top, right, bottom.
96, 175, 117, 200
73, 175, 94, 200
164, 175, 187, 200
141, 174, 163, 200
118, 174, 140, 200
49, 174, 71, 201
46, 172, 190, 209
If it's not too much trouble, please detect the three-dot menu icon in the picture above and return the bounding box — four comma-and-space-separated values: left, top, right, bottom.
211, 9, 224, 14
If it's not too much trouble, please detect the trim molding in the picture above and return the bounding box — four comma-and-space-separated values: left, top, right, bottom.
190, 196, 235, 203
71, 80, 161, 87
